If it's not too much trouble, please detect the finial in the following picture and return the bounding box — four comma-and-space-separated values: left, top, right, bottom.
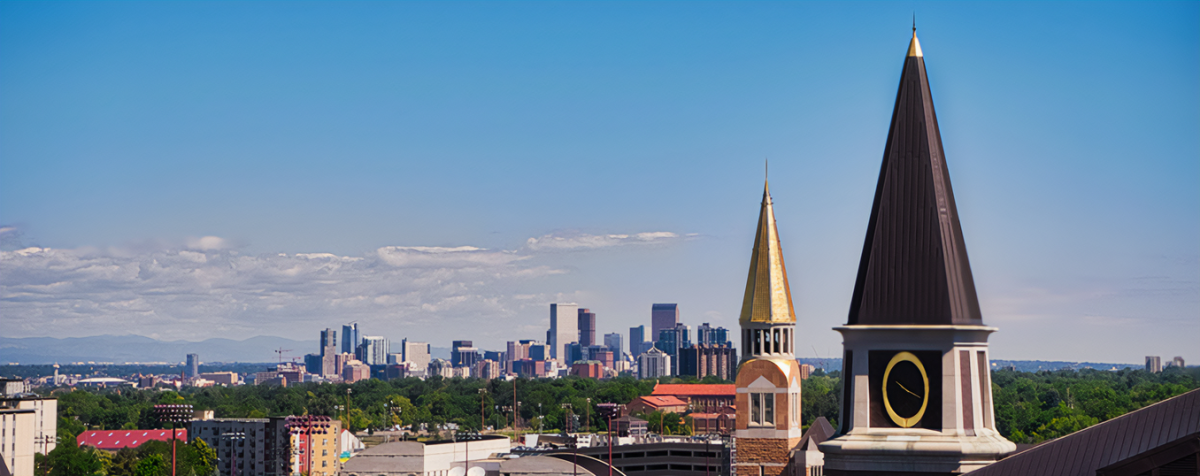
907, 20, 923, 57
913, 13, 916, 33
765, 158, 769, 191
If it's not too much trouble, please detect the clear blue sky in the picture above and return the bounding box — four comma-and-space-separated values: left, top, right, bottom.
1, 1, 1196, 364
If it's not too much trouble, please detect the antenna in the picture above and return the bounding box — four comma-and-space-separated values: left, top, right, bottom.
913, 12, 916, 33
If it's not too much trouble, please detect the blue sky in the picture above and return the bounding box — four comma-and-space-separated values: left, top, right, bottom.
1, 2, 1196, 364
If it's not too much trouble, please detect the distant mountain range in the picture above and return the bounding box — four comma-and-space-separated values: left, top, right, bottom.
0, 335, 452, 364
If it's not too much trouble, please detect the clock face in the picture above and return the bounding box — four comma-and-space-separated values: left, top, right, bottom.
868, 350, 941, 429
882, 352, 929, 428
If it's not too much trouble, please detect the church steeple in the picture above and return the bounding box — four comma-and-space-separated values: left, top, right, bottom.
847, 30, 983, 326
739, 177, 796, 326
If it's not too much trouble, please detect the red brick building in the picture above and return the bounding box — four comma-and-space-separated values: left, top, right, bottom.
649, 383, 736, 413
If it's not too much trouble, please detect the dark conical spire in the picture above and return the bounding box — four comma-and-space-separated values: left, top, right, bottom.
847, 32, 983, 326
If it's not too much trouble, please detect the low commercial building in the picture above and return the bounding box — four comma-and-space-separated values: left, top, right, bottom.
199, 371, 240, 386
337, 435, 512, 476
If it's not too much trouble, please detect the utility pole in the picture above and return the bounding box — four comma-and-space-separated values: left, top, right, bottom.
478, 388, 487, 431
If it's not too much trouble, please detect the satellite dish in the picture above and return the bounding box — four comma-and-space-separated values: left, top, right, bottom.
467, 467, 486, 476
448, 467, 466, 476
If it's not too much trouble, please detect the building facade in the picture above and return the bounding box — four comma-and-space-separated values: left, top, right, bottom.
1147, 356, 1163, 373
188, 418, 292, 476
578, 308, 597, 347
401, 339, 431, 371
341, 323, 360, 355
637, 347, 671, 380
186, 354, 200, 378
604, 333, 623, 357
650, 303, 679, 343
548, 303, 579, 366
679, 344, 738, 381
320, 328, 339, 378
357, 336, 388, 366
655, 323, 692, 375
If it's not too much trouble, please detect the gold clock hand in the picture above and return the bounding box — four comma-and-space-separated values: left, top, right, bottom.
895, 381, 922, 399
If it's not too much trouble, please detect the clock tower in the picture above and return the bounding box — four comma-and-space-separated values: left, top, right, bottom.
818, 30, 1016, 475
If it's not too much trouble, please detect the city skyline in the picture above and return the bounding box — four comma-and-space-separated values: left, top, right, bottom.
1, 2, 1197, 364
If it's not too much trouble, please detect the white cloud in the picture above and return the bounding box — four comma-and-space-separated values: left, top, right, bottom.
524, 231, 681, 251
0, 230, 685, 343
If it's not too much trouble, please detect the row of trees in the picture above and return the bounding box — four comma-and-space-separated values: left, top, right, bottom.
41, 365, 1200, 474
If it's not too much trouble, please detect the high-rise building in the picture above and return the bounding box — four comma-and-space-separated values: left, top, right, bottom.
319, 328, 338, 378
819, 31, 1015, 474
696, 323, 731, 346
401, 339, 431, 370
680, 344, 737, 381
604, 333, 623, 357
655, 323, 692, 375
186, 353, 200, 378
451, 341, 481, 368
474, 360, 501, 380
1147, 356, 1163, 373
549, 303, 579, 365
358, 336, 389, 366
578, 308, 597, 347
1173, 356, 1186, 368
637, 347, 671, 380
528, 342, 550, 361
651, 303, 679, 342
342, 323, 360, 355
630, 325, 651, 357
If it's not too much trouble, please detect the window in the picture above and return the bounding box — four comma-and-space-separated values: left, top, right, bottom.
791, 393, 799, 425
750, 392, 775, 426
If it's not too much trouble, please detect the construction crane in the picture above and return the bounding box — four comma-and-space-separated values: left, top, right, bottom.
275, 347, 292, 364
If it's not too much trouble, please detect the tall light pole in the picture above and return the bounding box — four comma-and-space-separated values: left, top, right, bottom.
585, 398, 591, 433
153, 404, 192, 476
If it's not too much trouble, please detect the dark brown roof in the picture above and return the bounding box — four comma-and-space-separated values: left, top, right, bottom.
847, 33, 983, 326
796, 416, 836, 451
967, 388, 1200, 476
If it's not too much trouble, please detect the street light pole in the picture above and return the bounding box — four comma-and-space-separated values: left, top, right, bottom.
478, 388, 487, 432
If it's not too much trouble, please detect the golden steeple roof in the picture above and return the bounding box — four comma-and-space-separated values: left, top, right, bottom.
738, 176, 796, 326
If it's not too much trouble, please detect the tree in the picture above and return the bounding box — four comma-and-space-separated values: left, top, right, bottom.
132, 454, 167, 476
44, 435, 102, 476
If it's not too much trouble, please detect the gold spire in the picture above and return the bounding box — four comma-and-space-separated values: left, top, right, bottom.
907, 30, 923, 57
738, 181, 796, 325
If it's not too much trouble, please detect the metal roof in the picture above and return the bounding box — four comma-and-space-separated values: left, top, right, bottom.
847, 31, 984, 326
967, 388, 1200, 476
77, 429, 187, 450
739, 178, 797, 326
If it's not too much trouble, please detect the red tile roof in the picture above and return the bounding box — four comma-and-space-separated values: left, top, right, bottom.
651, 384, 736, 397
77, 429, 187, 450
633, 395, 689, 409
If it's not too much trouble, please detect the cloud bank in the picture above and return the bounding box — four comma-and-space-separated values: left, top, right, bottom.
0, 231, 685, 343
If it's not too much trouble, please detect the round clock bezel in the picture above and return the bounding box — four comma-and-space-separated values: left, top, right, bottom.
882, 351, 930, 428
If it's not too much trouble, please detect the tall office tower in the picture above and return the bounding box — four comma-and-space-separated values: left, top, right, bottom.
1147, 356, 1163, 373
696, 323, 731, 346
358, 336, 389, 366
401, 339, 431, 371
527, 342, 550, 361
578, 308, 597, 347
342, 323, 360, 354
506, 341, 528, 374
651, 303, 680, 342
549, 303, 579, 365
451, 341, 477, 368
630, 326, 650, 356
820, 31, 1015, 474
1174, 356, 1186, 368
656, 323, 692, 375
604, 333, 623, 357
320, 328, 339, 377
186, 354, 199, 378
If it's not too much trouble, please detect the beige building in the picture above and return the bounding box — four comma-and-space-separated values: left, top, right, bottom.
0, 407, 35, 476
